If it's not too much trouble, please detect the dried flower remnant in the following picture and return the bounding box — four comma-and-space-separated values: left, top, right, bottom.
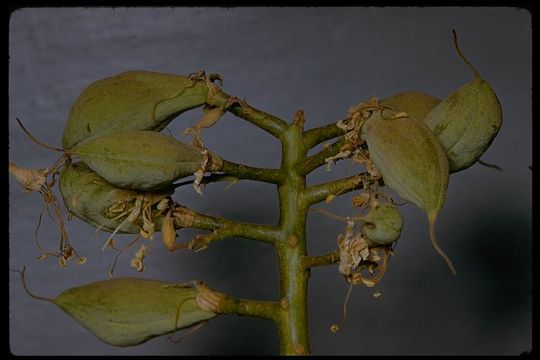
9, 162, 86, 266
9, 163, 48, 193
131, 244, 148, 272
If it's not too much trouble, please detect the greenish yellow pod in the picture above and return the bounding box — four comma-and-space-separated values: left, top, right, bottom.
71, 131, 223, 191
380, 91, 441, 122
424, 79, 502, 173
361, 108, 455, 274
52, 277, 217, 346
59, 162, 171, 233
62, 71, 209, 149
424, 32, 502, 173
361, 203, 403, 246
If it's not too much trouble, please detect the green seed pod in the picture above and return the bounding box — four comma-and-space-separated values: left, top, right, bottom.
361, 203, 403, 246
424, 79, 502, 173
62, 71, 209, 149
52, 277, 216, 346
380, 91, 441, 122
71, 131, 223, 191
424, 32, 502, 173
59, 162, 171, 233
361, 108, 455, 274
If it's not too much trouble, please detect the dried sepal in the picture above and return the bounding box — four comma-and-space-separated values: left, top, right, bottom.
195, 282, 227, 313
338, 221, 370, 277
130, 244, 148, 272
161, 210, 177, 251
9, 163, 48, 193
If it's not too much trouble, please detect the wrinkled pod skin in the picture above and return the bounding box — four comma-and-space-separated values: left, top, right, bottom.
360, 108, 456, 274
361, 203, 403, 246
380, 91, 441, 122
59, 161, 172, 234
70, 131, 223, 191
52, 277, 216, 346
424, 78, 502, 173
62, 71, 209, 149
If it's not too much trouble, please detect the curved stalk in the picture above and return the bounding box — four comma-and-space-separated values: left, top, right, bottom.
207, 88, 288, 139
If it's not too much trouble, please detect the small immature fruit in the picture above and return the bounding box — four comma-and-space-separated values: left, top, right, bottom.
53, 277, 216, 346
361, 203, 403, 246
380, 91, 441, 122
71, 131, 223, 191
59, 162, 171, 233
361, 107, 456, 274
62, 71, 209, 149
424, 32, 502, 173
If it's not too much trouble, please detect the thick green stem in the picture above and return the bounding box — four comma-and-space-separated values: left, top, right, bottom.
275, 122, 311, 355
194, 90, 372, 354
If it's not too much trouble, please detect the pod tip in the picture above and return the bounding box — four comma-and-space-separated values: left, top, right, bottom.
428, 212, 457, 275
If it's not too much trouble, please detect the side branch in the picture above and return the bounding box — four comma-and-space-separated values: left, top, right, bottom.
303, 121, 344, 150
303, 174, 365, 205
208, 89, 288, 139
297, 136, 349, 175
173, 205, 279, 250
196, 282, 278, 321
189, 222, 279, 251
220, 159, 284, 185
300, 250, 340, 270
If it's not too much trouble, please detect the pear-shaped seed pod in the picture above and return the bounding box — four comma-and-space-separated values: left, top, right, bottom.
59, 162, 171, 233
424, 79, 502, 173
62, 71, 209, 149
52, 277, 216, 347
380, 91, 441, 122
361, 203, 403, 246
71, 131, 223, 191
424, 32, 502, 173
361, 108, 455, 274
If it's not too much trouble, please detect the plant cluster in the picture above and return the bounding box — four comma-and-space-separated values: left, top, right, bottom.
10, 32, 502, 355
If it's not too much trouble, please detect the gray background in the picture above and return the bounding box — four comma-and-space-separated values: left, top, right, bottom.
8, 7, 531, 355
